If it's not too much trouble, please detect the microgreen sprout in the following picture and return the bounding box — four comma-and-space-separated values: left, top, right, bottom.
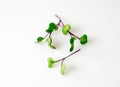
36, 15, 88, 50
47, 49, 80, 75
36, 15, 88, 75
55, 15, 88, 51
36, 22, 58, 49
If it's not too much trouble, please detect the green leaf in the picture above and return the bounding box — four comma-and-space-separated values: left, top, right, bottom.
37, 36, 44, 42
62, 24, 71, 35
46, 22, 58, 33
49, 45, 56, 49
80, 34, 88, 45
47, 58, 55, 68
54, 26, 58, 31
46, 28, 54, 33
46, 37, 51, 44
70, 37, 76, 52
49, 22, 56, 29
46, 38, 56, 49
49, 22, 58, 31
60, 63, 66, 75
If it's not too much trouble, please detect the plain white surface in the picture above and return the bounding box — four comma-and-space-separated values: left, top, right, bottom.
0, 0, 120, 87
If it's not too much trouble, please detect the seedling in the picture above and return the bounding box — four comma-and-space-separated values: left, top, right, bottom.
36, 15, 88, 75
47, 49, 80, 75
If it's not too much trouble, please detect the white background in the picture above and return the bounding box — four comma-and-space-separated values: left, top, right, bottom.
0, 0, 120, 87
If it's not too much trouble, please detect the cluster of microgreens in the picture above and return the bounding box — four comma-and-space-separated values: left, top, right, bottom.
36, 15, 88, 75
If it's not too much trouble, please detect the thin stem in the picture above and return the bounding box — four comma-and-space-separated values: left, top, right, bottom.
55, 14, 64, 27
56, 20, 63, 27
55, 49, 80, 63
61, 58, 65, 67
69, 32, 73, 37
56, 20, 61, 26
68, 31, 80, 40
44, 33, 49, 39
57, 24, 63, 27
55, 14, 80, 40
35, 33, 49, 43
48, 33, 53, 44
49, 33, 51, 38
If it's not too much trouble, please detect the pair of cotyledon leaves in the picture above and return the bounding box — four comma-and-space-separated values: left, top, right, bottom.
47, 58, 55, 68
69, 34, 88, 52
62, 24, 88, 51
37, 36, 56, 49
37, 22, 88, 75
48, 58, 66, 75
62, 24, 88, 44
37, 22, 58, 43
37, 22, 88, 51
46, 22, 58, 33
37, 22, 58, 49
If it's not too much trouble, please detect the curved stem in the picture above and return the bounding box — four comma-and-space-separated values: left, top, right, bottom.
55, 14, 64, 27
48, 33, 52, 44
49, 33, 51, 38
55, 15, 80, 40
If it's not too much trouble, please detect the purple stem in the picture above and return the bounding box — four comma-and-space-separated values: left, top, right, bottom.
55, 14, 80, 40
55, 14, 64, 27
49, 33, 51, 38
54, 49, 80, 63
35, 33, 49, 43
44, 33, 49, 39
68, 31, 80, 40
